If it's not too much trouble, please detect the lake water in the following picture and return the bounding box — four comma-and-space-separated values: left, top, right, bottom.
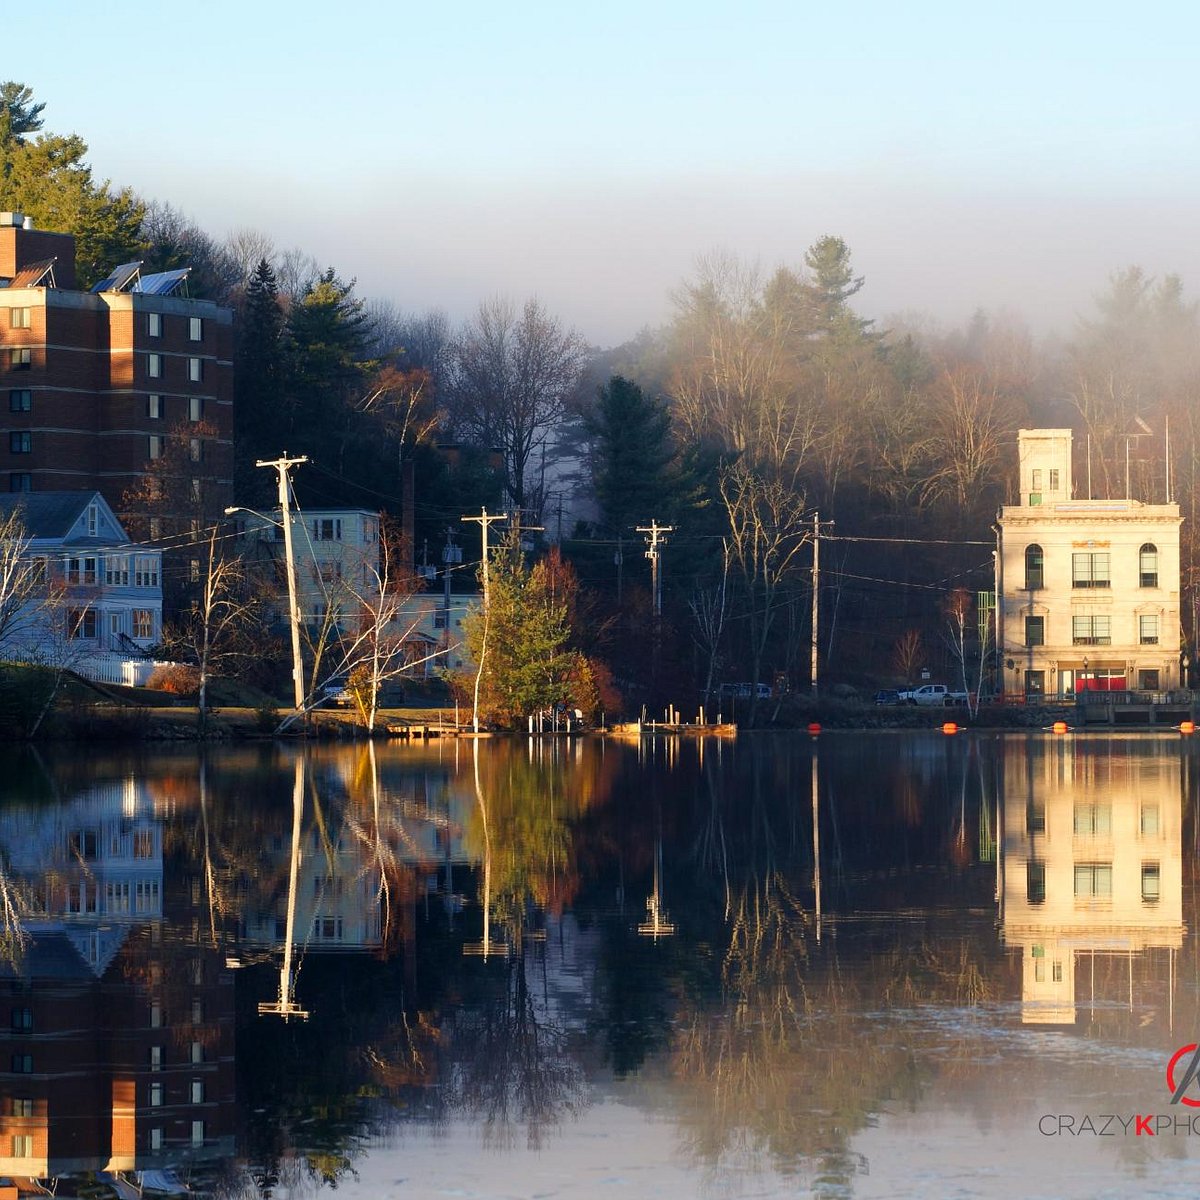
0, 731, 1197, 1198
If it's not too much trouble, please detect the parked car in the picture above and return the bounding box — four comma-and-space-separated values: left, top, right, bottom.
897, 684, 969, 707
873, 689, 901, 705
718, 682, 772, 700
320, 677, 354, 707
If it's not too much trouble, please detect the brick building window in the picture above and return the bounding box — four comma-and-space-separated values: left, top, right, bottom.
188, 438, 203, 463
1139, 614, 1159, 644
9, 348, 31, 370
9, 389, 30, 412
9, 431, 30, 454
188, 357, 202, 383
148, 435, 163, 460
189, 396, 204, 422
147, 353, 162, 379
11, 1098, 32, 1117
11, 1007, 32, 1032
9, 307, 31, 329
148, 394, 163, 419
148, 313, 162, 337
11, 1134, 33, 1157
9, 474, 30, 492
189, 317, 203, 341
10, 1054, 32, 1073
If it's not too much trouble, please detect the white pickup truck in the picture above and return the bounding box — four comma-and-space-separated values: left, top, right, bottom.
898, 684, 969, 707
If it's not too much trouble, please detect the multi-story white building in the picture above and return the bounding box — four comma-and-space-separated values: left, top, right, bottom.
1000, 740, 1182, 1024
0, 490, 163, 664
232, 507, 380, 630
997, 429, 1182, 698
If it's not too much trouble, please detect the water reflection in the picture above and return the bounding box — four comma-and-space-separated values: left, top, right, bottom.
1000, 737, 1185, 1026
0, 734, 1191, 1197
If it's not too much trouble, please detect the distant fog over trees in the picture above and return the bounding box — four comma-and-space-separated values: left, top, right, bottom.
7, 79, 1200, 713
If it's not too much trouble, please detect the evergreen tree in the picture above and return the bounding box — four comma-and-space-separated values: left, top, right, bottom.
588, 376, 680, 536
0, 81, 143, 285
234, 259, 287, 504
284, 269, 374, 496
458, 532, 585, 726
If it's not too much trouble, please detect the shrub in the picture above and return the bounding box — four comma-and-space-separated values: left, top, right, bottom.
147, 664, 201, 696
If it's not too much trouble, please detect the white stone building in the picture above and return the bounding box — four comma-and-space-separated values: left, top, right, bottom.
997, 430, 1182, 698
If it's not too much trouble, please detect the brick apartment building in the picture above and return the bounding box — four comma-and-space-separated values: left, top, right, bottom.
0, 212, 233, 531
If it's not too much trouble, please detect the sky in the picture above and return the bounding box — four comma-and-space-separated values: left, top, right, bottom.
9, 1, 1200, 346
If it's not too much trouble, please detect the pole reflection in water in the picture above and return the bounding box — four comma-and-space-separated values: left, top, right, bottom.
257, 754, 308, 1020
0, 734, 1193, 1196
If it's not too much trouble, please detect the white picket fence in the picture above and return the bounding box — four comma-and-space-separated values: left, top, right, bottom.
73, 653, 183, 688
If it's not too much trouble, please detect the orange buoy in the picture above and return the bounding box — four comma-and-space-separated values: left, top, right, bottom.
1181, 721, 1195, 734
807, 722, 822, 735
941, 722, 958, 735
1052, 721, 1068, 734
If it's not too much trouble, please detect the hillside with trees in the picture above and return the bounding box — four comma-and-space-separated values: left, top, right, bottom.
5, 80, 1200, 720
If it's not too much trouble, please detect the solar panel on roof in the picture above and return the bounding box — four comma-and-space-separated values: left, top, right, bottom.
89, 261, 142, 293
133, 268, 190, 297
7, 258, 56, 288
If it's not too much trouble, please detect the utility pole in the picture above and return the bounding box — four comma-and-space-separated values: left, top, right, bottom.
461, 507, 509, 732
258, 453, 308, 713
441, 527, 462, 655
637, 520, 674, 617
639, 520, 674, 699
811, 511, 820, 696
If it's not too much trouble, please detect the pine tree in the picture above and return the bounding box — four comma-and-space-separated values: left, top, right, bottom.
0, 81, 143, 285
234, 259, 287, 504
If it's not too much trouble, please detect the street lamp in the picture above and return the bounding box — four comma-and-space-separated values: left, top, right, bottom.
227, 505, 305, 712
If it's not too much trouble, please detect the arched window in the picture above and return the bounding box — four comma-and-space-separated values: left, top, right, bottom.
1025, 544, 1044, 590
1139, 544, 1158, 588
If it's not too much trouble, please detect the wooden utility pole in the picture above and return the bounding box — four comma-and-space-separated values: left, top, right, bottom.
461, 507, 509, 732
257, 453, 308, 712
637, 520, 674, 617
811, 510, 820, 696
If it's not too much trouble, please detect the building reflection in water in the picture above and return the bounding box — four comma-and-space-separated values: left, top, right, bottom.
999, 737, 1183, 1025
0, 774, 234, 1187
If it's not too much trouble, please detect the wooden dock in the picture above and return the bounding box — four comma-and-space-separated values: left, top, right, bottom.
605, 720, 737, 739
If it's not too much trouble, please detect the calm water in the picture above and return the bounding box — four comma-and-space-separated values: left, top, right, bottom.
0, 731, 1197, 1199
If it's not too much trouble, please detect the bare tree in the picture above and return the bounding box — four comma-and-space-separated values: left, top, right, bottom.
162, 528, 263, 729
689, 539, 731, 705
223, 226, 277, 288
718, 465, 810, 718
448, 297, 587, 515
0, 509, 44, 656
943, 587, 987, 717
891, 629, 924, 685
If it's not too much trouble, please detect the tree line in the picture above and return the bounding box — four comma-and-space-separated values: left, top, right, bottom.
5, 80, 1200, 721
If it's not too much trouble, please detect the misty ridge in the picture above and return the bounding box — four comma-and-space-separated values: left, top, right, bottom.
6, 76, 1200, 702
